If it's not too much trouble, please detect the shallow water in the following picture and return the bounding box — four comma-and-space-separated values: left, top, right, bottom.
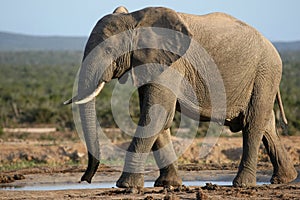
0, 181, 268, 191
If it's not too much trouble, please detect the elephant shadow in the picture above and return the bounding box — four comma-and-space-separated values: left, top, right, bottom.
221, 148, 243, 161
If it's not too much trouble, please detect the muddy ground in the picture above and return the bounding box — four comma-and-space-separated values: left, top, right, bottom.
0, 130, 299, 199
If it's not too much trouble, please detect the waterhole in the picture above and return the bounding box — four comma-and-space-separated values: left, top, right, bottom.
0, 181, 268, 191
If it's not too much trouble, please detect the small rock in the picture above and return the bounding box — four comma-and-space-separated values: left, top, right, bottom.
196, 188, 208, 200
0, 175, 14, 183
125, 187, 143, 194
164, 185, 174, 192
164, 193, 180, 200
203, 182, 219, 190
144, 196, 154, 200
13, 174, 25, 180
174, 185, 182, 192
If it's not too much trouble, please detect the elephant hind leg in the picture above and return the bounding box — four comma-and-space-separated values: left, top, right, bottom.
233, 123, 263, 187
152, 129, 182, 187
233, 82, 277, 187
262, 111, 298, 184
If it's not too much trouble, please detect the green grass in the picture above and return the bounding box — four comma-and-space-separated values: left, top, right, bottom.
0, 160, 81, 172
0, 160, 43, 172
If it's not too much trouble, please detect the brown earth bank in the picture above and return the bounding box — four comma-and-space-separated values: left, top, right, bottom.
0, 130, 299, 199
1, 183, 300, 200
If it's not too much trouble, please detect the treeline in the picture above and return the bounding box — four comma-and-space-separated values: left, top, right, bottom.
0, 51, 131, 131
0, 50, 299, 135
0, 51, 80, 130
279, 51, 300, 134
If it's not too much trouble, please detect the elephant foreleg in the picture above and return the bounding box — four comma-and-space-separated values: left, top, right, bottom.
262, 111, 298, 184
116, 135, 157, 188
116, 84, 177, 188
116, 130, 181, 188
152, 129, 182, 187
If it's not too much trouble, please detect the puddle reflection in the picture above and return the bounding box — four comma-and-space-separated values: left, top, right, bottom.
0, 181, 269, 191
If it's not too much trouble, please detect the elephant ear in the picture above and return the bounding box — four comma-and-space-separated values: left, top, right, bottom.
113, 6, 129, 14
131, 7, 192, 67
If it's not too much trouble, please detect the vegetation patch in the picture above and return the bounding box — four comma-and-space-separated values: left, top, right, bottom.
0, 50, 299, 135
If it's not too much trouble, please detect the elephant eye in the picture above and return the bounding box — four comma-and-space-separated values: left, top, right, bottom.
105, 47, 113, 54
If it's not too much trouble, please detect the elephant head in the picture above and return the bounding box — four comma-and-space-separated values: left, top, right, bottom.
64, 7, 191, 183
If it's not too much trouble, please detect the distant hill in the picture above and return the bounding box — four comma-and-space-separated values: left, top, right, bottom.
273, 41, 300, 52
0, 32, 87, 51
0, 31, 300, 52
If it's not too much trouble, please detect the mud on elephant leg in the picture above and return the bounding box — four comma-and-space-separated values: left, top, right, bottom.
152, 129, 182, 187
262, 112, 298, 184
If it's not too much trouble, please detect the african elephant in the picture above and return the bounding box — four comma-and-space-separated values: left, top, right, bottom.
64, 6, 298, 188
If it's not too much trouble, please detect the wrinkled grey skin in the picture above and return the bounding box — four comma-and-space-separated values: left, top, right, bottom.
66, 6, 298, 188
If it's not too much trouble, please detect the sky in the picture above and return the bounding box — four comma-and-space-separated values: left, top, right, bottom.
0, 0, 299, 42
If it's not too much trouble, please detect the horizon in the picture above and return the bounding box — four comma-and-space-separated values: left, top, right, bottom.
1, 30, 300, 44
0, 1, 300, 42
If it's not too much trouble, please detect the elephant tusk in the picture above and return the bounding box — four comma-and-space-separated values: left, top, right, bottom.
63, 96, 77, 105
75, 82, 105, 105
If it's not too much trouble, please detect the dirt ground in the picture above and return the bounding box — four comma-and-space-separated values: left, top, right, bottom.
0, 130, 299, 199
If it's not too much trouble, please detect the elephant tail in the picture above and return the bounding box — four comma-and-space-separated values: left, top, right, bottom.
276, 90, 288, 125
276, 90, 288, 134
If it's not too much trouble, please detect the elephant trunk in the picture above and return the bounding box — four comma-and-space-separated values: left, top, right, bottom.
77, 81, 106, 183
78, 100, 100, 183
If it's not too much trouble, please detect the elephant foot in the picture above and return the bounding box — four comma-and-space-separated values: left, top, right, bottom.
116, 172, 144, 188
233, 170, 256, 187
154, 164, 182, 187
154, 175, 182, 187
271, 166, 298, 184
